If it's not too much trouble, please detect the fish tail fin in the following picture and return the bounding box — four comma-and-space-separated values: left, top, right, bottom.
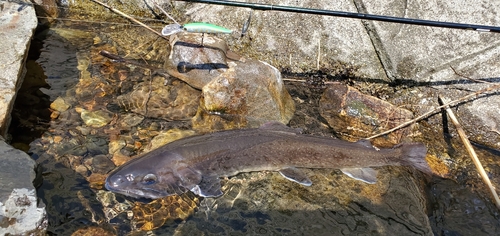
398, 143, 433, 175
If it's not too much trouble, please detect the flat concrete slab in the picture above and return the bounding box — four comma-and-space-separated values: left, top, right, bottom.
360, 0, 500, 82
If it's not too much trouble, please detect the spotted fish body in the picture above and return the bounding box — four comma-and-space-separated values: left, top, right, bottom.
105, 122, 431, 199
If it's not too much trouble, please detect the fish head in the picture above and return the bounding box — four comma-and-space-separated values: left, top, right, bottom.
105, 151, 202, 199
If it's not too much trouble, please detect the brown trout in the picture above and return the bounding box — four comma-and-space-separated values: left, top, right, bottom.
105, 122, 431, 199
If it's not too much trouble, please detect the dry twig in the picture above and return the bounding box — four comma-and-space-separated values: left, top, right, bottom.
368, 83, 500, 139
282, 78, 340, 85
439, 96, 500, 209
153, 2, 180, 25
91, 0, 166, 39
316, 38, 321, 70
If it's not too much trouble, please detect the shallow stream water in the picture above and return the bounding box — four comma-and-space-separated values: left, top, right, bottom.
8, 2, 500, 235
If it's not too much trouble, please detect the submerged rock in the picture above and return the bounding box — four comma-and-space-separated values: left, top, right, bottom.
78, 108, 114, 128
50, 96, 71, 112
319, 84, 414, 147
116, 76, 200, 121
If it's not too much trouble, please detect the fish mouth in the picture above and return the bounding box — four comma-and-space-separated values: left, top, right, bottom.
104, 181, 166, 199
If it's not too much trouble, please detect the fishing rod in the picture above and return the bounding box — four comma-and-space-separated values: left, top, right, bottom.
175, 0, 500, 33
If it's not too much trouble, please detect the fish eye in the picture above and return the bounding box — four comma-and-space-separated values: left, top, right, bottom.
142, 174, 157, 185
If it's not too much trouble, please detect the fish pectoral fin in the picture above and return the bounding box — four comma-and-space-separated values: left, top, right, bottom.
190, 175, 223, 197
279, 167, 312, 186
340, 167, 378, 184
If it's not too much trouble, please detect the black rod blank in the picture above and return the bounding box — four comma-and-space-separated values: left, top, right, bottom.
175, 0, 500, 33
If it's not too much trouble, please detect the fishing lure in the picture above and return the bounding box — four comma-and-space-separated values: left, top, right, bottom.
161, 22, 233, 36
240, 11, 252, 38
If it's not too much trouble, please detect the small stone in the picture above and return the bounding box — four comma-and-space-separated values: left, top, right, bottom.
50, 110, 60, 119
108, 139, 126, 155
53, 136, 63, 143
87, 173, 107, 190
87, 155, 115, 173
118, 113, 144, 129
75, 165, 89, 177
50, 97, 71, 112
111, 152, 133, 167
93, 36, 102, 45
79, 108, 113, 128
75, 126, 91, 136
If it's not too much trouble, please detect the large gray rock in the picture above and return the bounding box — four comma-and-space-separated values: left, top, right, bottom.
0, 0, 38, 137
0, 140, 47, 235
165, 33, 295, 130
192, 58, 295, 131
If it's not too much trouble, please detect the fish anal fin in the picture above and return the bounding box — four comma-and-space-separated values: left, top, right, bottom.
190, 175, 223, 197
259, 122, 302, 134
341, 167, 378, 184
279, 167, 312, 186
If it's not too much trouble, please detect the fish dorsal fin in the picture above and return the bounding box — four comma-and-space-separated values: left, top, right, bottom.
259, 122, 302, 134
190, 175, 223, 197
341, 167, 378, 184
279, 167, 312, 186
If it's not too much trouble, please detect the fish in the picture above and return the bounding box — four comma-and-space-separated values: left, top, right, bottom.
105, 122, 431, 199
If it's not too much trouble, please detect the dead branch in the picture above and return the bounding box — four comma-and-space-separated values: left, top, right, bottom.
439, 95, 500, 209
91, 0, 166, 39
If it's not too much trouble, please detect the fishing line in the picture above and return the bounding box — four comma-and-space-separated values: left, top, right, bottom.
175, 0, 500, 33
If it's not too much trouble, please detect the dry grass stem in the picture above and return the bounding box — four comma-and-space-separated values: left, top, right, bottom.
282, 78, 340, 85
439, 96, 500, 209
368, 82, 500, 139
153, 2, 180, 25
317, 38, 321, 70
91, 0, 166, 39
